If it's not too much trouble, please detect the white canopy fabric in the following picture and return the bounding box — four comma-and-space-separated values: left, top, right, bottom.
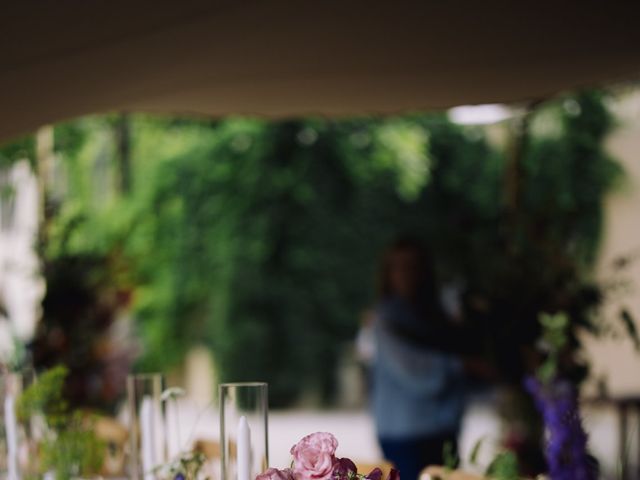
2, 1, 640, 141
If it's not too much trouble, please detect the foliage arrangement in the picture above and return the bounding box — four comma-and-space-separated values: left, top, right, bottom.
16, 366, 106, 479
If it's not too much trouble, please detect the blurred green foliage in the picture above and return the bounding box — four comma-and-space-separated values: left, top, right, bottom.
17, 365, 68, 425
17, 366, 105, 479
2, 91, 624, 406
536, 312, 570, 384
0, 134, 34, 169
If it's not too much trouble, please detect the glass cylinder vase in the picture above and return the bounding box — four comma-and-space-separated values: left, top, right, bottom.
127, 373, 167, 480
220, 382, 268, 480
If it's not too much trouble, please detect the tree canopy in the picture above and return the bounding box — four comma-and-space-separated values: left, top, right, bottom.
1, 91, 625, 406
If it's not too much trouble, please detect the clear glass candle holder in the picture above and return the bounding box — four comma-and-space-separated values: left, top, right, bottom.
220, 382, 269, 480
127, 373, 167, 480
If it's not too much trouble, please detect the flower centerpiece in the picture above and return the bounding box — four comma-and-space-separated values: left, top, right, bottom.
258, 432, 398, 480
155, 451, 209, 480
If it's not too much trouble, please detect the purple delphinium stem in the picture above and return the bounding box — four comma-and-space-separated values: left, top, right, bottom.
525, 376, 594, 480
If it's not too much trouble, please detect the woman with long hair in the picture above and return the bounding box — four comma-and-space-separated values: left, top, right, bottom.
371, 237, 467, 480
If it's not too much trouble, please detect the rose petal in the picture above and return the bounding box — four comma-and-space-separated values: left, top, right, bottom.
333, 458, 358, 479
291, 433, 339, 480
257, 468, 295, 480
366, 468, 383, 480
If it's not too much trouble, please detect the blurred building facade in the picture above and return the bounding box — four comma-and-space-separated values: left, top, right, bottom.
588, 89, 640, 397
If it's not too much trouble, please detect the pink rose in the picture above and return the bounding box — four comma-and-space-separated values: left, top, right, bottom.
290, 432, 339, 480
257, 468, 295, 480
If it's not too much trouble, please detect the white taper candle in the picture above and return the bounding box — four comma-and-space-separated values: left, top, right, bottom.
140, 396, 155, 480
5, 394, 18, 480
237, 415, 252, 480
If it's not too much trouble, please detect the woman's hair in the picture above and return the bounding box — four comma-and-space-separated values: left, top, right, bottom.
376, 236, 438, 301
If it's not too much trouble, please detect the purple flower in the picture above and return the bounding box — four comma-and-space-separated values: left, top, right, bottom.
174, 474, 185, 480
333, 458, 357, 479
365, 468, 383, 480
525, 376, 595, 480
386, 468, 400, 480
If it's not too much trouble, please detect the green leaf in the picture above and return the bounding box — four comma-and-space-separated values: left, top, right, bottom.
620, 308, 640, 352
442, 441, 459, 470
468, 436, 486, 465
485, 451, 519, 480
